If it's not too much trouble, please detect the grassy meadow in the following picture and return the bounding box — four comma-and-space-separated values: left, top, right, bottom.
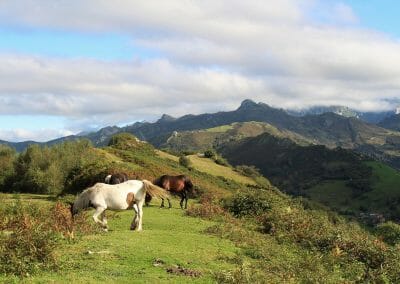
0, 194, 239, 283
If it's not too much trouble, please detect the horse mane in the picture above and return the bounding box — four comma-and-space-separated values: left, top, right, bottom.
142, 180, 170, 199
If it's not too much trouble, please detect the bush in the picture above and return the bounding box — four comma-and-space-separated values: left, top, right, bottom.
186, 202, 226, 220
0, 220, 59, 277
10, 141, 96, 194
0, 199, 99, 277
235, 165, 262, 178
214, 156, 230, 166
376, 221, 400, 245
0, 145, 16, 191
0, 201, 58, 277
179, 155, 192, 168
204, 149, 216, 159
223, 190, 271, 217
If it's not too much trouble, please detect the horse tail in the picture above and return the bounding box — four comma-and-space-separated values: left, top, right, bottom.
105, 174, 112, 184
72, 187, 93, 215
142, 180, 170, 199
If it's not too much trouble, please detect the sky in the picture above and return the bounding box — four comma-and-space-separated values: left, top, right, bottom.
0, 1, 400, 142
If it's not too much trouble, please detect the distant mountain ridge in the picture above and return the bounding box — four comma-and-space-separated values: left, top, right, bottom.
2, 99, 400, 169
378, 114, 400, 131
287, 105, 395, 124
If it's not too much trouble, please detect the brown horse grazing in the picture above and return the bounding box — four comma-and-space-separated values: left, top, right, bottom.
153, 175, 194, 209
105, 173, 128, 184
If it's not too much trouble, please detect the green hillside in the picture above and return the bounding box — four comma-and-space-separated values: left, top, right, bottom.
1, 134, 400, 283
162, 121, 311, 153
220, 132, 400, 221
308, 161, 400, 219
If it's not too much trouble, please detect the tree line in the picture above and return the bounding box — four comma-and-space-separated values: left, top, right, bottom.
0, 140, 110, 195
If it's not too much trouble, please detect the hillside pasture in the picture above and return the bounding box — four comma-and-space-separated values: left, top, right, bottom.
187, 155, 257, 186
0, 194, 239, 283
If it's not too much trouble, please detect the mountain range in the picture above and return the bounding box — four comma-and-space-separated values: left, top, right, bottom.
2, 99, 400, 221
286, 105, 396, 124
2, 99, 400, 168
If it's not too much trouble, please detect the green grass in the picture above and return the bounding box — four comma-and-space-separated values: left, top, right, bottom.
155, 150, 179, 162
0, 195, 239, 283
360, 161, 400, 212
204, 124, 234, 133
187, 155, 257, 185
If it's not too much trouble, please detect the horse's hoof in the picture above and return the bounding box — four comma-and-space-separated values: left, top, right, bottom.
103, 228, 108, 232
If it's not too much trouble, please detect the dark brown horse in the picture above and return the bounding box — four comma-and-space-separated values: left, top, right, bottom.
153, 175, 194, 209
105, 173, 128, 184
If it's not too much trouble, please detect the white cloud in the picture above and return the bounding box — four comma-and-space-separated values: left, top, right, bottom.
0, 128, 74, 142
0, 0, 399, 141
333, 3, 359, 24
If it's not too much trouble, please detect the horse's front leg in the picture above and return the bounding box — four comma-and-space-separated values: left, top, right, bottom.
184, 191, 188, 209
137, 200, 144, 231
180, 193, 185, 209
101, 210, 108, 226
167, 198, 172, 209
160, 198, 165, 208
93, 207, 108, 231
131, 204, 139, 230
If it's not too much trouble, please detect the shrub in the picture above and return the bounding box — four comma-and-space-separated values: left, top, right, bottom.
0, 200, 99, 277
179, 155, 192, 168
235, 165, 262, 178
0, 144, 16, 191
0, 201, 59, 276
223, 190, 271, 217
214, 156, 230, 166
204, 149, 216, 159
186, 202, 226, 220
10, 140, 108, 195
376, 221, 400, 245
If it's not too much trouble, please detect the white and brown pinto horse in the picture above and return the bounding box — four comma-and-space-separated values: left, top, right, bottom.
71, 180, 169, 231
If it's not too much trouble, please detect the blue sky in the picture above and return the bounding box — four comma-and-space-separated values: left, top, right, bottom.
347, 0, 400, 37
0, 1, 399, 142
0, 29, 158, 60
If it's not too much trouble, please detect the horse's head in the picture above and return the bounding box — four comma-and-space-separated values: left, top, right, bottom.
68, 202, 78, 217
185, 178, 196, 196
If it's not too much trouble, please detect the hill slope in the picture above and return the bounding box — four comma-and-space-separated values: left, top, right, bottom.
220, 132, 400, 220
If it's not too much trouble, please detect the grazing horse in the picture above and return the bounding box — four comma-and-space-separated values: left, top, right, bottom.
154, 175, 194, 209
105, 173, 128, 184
71, 180, 169, 231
